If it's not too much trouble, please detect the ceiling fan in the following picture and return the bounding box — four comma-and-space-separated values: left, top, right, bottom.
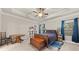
33, 8, 48, 17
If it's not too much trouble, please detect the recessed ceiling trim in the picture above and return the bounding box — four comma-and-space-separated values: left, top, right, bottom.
41, 9, 79, 22
1, 10, 38, 23
2, 9, 39, 22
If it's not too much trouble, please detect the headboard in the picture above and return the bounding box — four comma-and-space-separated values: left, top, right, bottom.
45, 30, 58, 44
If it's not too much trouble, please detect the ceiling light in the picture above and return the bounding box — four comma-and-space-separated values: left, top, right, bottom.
33, 8, 48, 17
38, 13, 43, 17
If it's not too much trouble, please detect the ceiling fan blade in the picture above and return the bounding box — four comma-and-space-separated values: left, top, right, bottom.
41, 8, 45, 11
36, 8, 45, 13
45, 13, 48, 15
34, 14, 38, 17
33, 11, 37, 13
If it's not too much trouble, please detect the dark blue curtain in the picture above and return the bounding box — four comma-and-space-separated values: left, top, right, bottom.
72, 18, 79, 43
61, 20, 65, 40
39, 24, 41, 34
42, 24, 45, 34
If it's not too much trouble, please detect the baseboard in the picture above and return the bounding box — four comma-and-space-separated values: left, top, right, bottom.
64, 41, 79, 45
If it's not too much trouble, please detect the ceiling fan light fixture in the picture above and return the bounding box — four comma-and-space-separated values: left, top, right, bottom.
33, 8, 48, 17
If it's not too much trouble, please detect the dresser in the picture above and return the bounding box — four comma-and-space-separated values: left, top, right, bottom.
30, 34, 48, 50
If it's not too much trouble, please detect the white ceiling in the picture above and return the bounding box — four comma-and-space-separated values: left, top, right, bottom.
1, 8, 79, 22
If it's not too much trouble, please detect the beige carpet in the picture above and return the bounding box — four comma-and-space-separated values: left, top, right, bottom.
0, 39, 79, 51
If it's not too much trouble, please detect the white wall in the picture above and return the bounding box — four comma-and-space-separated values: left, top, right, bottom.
0, 11, 37, 40
42, 13, 79, 43
0, 14, 1, 31
42, 12, 79, 30
0, 9, 2, 31
43, 18, 61, 30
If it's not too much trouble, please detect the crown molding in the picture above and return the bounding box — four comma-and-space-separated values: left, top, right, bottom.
41, 9, 79, 22
0, 10, 38, 23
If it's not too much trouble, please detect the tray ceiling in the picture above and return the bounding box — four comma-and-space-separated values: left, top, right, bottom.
1, 8, 79, 22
